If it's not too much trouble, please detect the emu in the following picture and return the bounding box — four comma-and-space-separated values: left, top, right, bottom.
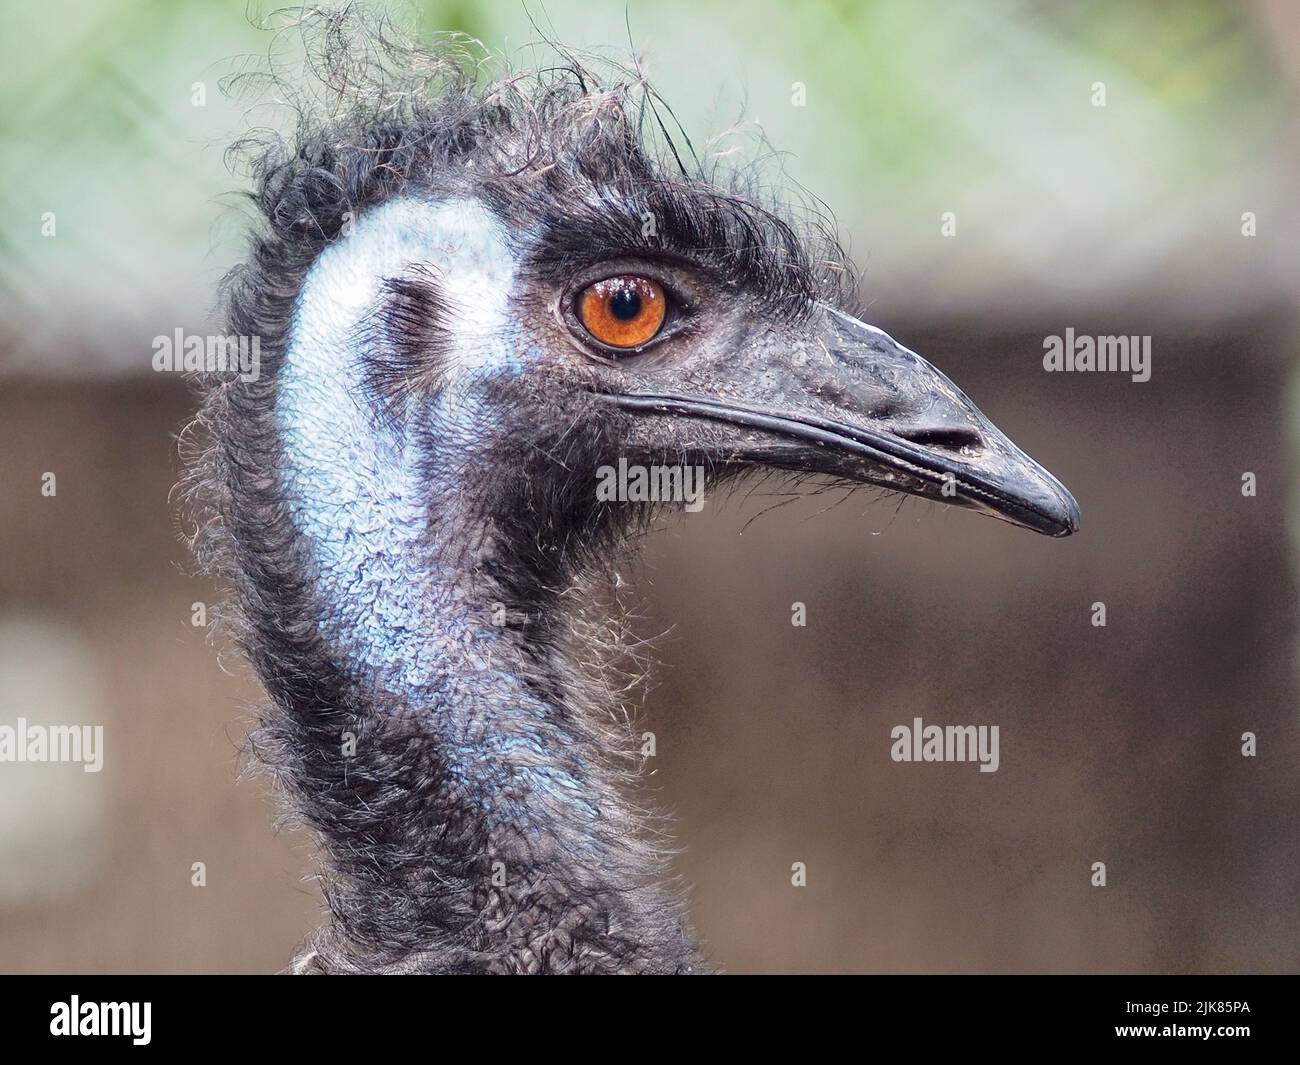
186, 28, 1079, 974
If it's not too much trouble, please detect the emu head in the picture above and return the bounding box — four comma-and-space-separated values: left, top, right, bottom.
238, 74, 1077, 603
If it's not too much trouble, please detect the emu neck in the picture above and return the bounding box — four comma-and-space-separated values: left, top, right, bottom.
273, 196, 694, 973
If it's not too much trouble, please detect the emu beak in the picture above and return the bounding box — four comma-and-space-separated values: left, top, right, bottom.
607, 306, 1080, 536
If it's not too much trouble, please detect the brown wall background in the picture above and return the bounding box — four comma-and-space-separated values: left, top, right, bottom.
1, 315, 1294, 973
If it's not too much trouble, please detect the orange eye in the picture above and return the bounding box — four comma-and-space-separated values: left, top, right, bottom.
576, 275, 667, 350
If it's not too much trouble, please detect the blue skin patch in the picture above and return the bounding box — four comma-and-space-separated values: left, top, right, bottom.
278, 195, 595, 818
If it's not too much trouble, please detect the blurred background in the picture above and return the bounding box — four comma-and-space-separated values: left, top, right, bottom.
0, 0, 1296, 973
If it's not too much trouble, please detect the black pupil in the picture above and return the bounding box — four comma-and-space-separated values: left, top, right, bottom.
610, 287, 642, 321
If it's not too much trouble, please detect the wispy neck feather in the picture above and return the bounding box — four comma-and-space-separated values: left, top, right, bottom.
275, 195, 698, 973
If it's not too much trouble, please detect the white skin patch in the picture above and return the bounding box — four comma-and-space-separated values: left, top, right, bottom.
277, 195, 518, 684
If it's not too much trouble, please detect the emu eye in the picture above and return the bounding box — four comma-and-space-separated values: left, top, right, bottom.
576, 275, 667, 351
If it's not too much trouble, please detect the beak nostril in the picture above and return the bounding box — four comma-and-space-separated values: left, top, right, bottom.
897, 426, 983, 451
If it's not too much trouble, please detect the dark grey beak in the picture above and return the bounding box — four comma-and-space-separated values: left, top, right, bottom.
606, 306, 1080, 537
